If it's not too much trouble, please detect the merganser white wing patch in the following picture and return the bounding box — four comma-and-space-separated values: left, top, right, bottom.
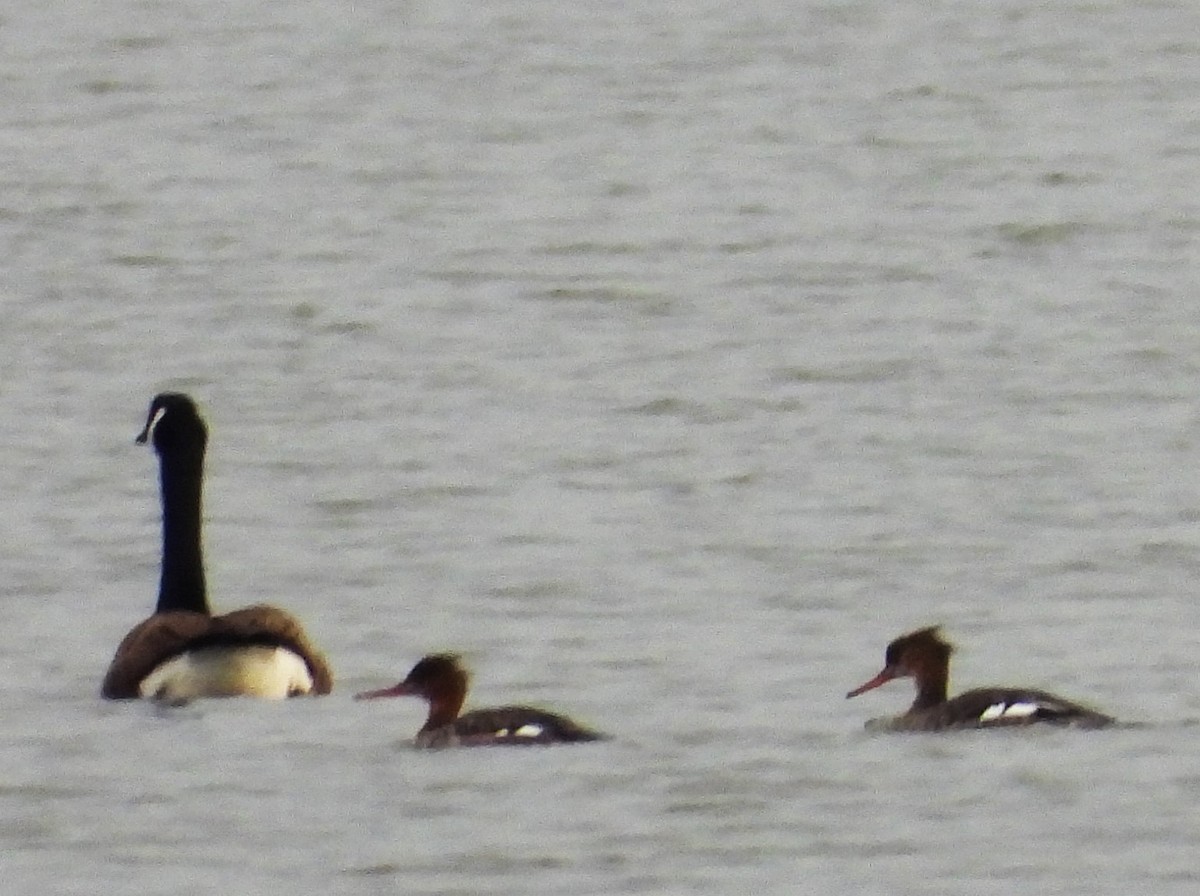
980, 701, 1039, 722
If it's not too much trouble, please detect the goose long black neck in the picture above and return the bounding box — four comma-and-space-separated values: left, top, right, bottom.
141, 394, 211, 616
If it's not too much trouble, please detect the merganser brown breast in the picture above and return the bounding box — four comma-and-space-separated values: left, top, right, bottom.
846, 626, 1114, 732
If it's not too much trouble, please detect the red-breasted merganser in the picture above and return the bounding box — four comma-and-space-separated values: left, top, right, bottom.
846, 626, 1114, 731
102, 393, 333, 700
354, 654, 606, 748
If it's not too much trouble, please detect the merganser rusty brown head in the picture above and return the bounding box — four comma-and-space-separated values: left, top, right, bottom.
355, 653, 470, 729
847, 625, 953, 711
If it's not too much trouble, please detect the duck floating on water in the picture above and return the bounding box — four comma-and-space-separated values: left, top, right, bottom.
846, 626, 1114, 731
355, 654, 605, 748
102, 393, 333, 700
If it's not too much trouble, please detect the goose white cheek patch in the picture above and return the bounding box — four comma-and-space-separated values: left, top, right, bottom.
979, 701, 1039, 722
146, 406, 167, 438
514, 724, 543, 738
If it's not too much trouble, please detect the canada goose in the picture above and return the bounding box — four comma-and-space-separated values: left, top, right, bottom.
102, 393, 333, 700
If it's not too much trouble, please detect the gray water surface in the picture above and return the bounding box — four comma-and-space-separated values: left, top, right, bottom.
3, 1, 1200, 893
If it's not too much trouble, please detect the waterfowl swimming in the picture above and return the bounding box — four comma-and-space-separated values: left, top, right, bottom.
846, 626, 1114, 731
355, 654, 605, 747
101, 393, 333, 700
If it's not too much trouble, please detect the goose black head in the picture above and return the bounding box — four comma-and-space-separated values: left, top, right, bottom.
137, 392, 208, 456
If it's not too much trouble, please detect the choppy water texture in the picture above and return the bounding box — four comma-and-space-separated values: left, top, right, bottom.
3, 0, 1200, 893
